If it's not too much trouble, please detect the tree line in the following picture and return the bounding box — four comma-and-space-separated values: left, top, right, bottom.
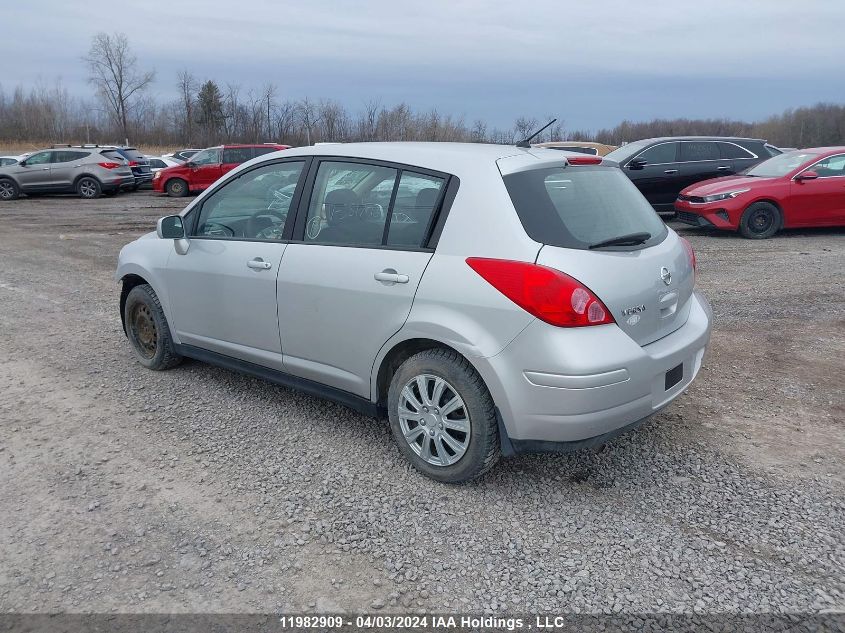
1, 31, 844, 150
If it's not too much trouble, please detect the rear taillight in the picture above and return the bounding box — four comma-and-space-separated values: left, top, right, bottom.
128, 160, 139, 167
98, 162, 121, 169
566, 156, 602, 165
466, 258, 614, 327
680, 237, 696, 285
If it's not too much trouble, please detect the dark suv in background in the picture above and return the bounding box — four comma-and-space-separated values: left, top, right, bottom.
108, 146, 153, 189
604, 137, 778, 214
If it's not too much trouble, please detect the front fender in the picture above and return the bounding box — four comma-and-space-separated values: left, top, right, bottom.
115, 234, 179, 343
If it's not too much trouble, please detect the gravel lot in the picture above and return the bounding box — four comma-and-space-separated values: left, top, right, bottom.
0, 191, 842, 616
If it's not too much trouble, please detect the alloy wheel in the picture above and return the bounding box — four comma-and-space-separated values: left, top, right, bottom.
398, 374, 470, 466
79, 179, 97, 198
0, 182, 15, 199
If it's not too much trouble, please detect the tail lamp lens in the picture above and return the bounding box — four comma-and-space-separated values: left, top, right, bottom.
466, 258, 614, 327
680, 237, 696, 284
97, 162, 121, 169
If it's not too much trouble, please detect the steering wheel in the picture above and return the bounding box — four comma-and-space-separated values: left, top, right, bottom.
246, 209, 286, 239
265, 186, 294, 212
200, 221, 235, 237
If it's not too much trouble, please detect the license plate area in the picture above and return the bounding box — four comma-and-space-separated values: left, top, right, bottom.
665, 363, 684, 391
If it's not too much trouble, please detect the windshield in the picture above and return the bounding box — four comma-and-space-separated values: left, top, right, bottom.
746, 152, 818, 178
503, 165, 667, 250
604, 140, 650, 163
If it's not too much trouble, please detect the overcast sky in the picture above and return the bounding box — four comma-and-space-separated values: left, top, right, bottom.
6, 0, 845, 131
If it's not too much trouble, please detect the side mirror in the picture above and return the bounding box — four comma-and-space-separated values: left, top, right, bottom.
629, 157, 648, 169
18, 159, 27, 166
157, 215, 185, 239
796, 170, 818, 182
185, 161, 196, 168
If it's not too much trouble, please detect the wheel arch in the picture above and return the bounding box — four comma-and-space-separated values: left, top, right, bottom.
119, 273, 150, 335
73, 172, 103, 187
745, 197, 784, 222
373, 337, 487, 409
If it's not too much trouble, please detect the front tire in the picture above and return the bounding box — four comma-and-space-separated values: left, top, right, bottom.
165, 178, 188, 197
0, 178, 20, 201
124, 284, 183, 370
739, 201, 780, 239
77, 176, 102, 199
388, 348, 499, 483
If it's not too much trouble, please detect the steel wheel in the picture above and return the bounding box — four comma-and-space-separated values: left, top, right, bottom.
129, 302, 158, 359
748, 207, 774, 233
398, 374, 471, 466
0, 180, 17, 200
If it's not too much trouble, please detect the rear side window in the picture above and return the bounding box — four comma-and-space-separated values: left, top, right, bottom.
304, 161, 398, 246
503, 166, 667, 250
55, 151, 90, 162
149, 159, 166, 169
253, 146, 279, 158
680, 142, 719, 162
222, 147, 254, 164
718, 142, 755, 159
634, 142, 677, 165
386, 172, 445, 247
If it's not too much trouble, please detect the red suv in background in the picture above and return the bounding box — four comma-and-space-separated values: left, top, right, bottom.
153, 144, 290, 197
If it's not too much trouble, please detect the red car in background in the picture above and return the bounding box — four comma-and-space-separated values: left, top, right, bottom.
153, 144, 290, 197
675, 147, 845, 238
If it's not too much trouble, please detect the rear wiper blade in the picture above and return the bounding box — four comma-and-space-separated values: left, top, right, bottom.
588, 232, 651, 249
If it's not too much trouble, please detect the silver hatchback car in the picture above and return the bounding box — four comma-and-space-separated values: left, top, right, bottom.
116, 143, 712, 482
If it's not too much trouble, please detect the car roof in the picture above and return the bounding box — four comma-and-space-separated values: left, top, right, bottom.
795, 146, 845, 154
273, 142, 569, 176
627, 136, 767, 143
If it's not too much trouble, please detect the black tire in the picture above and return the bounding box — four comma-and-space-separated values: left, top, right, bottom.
165, 178, 188, 197
129, 184, 140, 192
0, 178, 20, 201
124, 284, 183, 371
387, 348, 499, 483
76, 176, 102, 199
739, 201, 781, 239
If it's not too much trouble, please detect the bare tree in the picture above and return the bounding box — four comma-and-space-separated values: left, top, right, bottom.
177, 70, 198, 145
297, 98, 321, 145
84, 32, 154, 144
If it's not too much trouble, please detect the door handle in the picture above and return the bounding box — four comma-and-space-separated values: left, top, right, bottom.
664, 169, 678, 174
247, 258, 272, 270
42, 167, 50, 171
374, 270, 409, 284
717, 166, 731, 171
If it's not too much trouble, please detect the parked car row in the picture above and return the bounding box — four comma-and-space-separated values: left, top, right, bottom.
604, 136, 781, 214
2, 137, 842, 240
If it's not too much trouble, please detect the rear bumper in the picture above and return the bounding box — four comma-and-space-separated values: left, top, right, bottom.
476, 290, 713, 445
104, 174, 135, 190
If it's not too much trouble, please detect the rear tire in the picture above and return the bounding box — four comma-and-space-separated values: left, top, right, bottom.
739, 202, 780, 239
387, 348, 500, 483
124, 284, 183, 371
165, 178, 188, 197
77, 176, 101, 199
0, 178, 20, 201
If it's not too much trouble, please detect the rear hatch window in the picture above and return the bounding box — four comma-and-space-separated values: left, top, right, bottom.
503, 165, 666, 250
